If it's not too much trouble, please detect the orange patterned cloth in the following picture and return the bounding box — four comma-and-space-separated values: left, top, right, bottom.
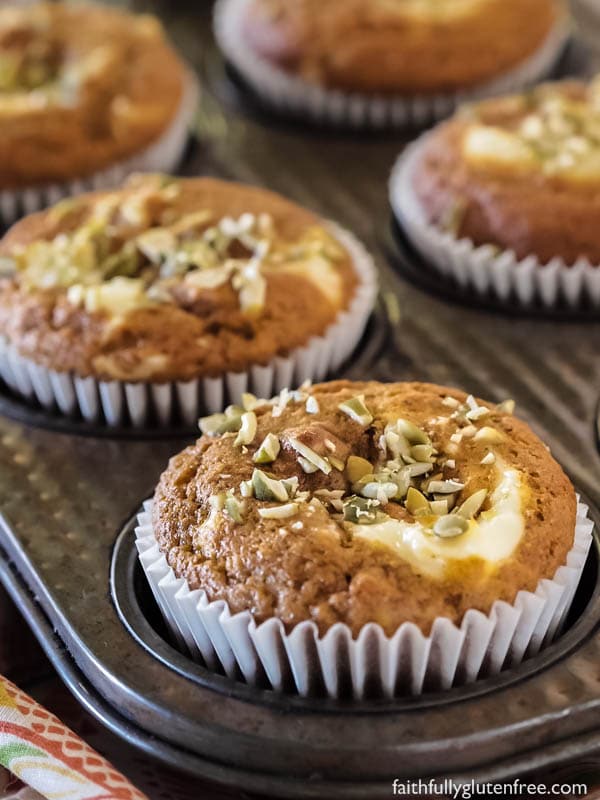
0, 676, 148, 800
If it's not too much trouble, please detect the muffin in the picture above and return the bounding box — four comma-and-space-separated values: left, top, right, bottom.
0, 175, 376, 426
0, 2, 196, 220
137, 380, 593, 696
214, 0, 568, 128
390, 77, 600, 307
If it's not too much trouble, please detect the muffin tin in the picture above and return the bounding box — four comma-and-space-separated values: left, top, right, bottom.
1, 3, 600, 798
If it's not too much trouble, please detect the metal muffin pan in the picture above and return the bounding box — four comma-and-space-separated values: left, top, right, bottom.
1, 3, 600, 797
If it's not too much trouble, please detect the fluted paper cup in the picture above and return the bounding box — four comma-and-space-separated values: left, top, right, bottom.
389, 133, 600, 308
0, 73, 199, 227
134, 497, 594, 699
0, 223, 378, 428
214, 0, 569, 130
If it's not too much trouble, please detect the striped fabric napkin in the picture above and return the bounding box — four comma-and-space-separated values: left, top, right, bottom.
0, 675, 148, 800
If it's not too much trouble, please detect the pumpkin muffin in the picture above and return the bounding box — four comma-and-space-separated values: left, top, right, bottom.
0, 175, 366, 386
238, 0, 564, 95
411, 77, 600, 264
152, 380, 577, 637
0, 2, 192, 190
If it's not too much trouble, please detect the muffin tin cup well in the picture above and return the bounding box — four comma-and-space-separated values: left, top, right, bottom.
133, 498, 594, 700
213, 0, 569, 130
0, 73, 199, 228
389, 134, 600, 310
0, 223, 378, 428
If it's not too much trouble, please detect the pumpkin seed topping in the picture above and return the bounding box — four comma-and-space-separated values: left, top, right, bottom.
199, 406, 243, 436
288, 437, 332, 475
396, 419, 430, 445
411, 443, 435, 462
242, 392, 261, 411
205, 387, 513, 548
442, 396, 460, 409
259, 502, 299, 520
497, 399, 515, 415
343, 496, 382, 525
306, 396, 320, 414
225, 493, 245, 523
360, 481, 399, 503
209, 492, 226, 511
298, 456, 319, 474
253, 432, 280, 464
465, 395, 490, 422
282, 476, 301, 498
251, 469, 289, 503
427, 479, 465, 494
461, 425, 477, 439
314, 489, 345, 512
455, 489, 487, 520
345, 455, 373, 484
434, 515, 469, 539
406, 462, 433, 478
338, 395, 373, 426
240, 480, 253, 498
430, 499, 449, 516
474, 426, 504, 443
234, 411, 258, 447
405, 487, 431, 516
328, 455, 346, 472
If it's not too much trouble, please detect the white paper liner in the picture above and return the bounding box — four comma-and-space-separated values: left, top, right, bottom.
0, 72, 199, 227
134, 497, 594, 699
214, 0, 569, 130
389, 133, 600, 309
0, 223, 378, 427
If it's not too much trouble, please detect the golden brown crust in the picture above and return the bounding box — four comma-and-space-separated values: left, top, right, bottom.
0, 176, 359, 382
241, 0, 562, 94
412, 80, 600, 264
153, 380, 576, 637
0, 2, 188, 188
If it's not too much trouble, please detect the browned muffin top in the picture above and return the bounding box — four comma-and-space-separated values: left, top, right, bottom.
0, 2, 188, 188
412, 77, 600, 263
153, 380, 576, 636
0, 175, 358, 382
241, 0, 563, 94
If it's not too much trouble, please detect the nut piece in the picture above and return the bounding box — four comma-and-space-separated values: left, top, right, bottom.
474, 426, 504, 443
288, 437, 332, 475
497, 399, 516, 415
427, 479, 465, 494
430, 499, 449, 516
433, 515, 469, 539
455, 489, 487, 520
225, 495, 245, 523
251, 469, 289, 503
396, 419, 430, 445
405, 487, 431, 517
345, 455, 373, 484
253, 432, 281, 464
338, 395, 373, 426
306, 396, 320, 414
234, 411, 258, 446
199, 406, 243, 436
343, 495, 381, 525
258, 503, 299, 520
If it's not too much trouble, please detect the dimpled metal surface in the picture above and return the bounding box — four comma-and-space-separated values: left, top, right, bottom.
1, 2, 600, 798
